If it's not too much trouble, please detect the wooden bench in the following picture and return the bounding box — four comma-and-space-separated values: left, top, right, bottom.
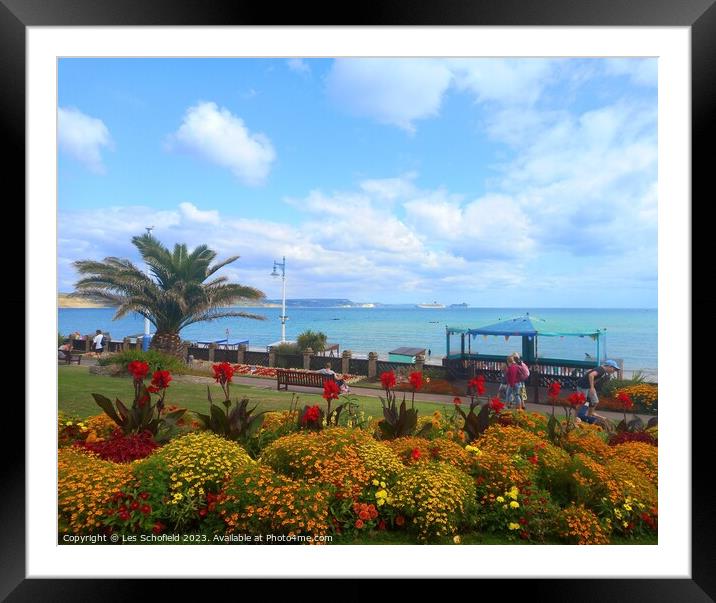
276, 368, 335, 392
59, 350, 83, 365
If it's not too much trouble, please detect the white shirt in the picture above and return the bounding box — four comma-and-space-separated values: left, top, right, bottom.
93, 333, 104, 349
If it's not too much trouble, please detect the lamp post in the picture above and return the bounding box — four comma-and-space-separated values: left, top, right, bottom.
142, 226, 154, 352
271, 256, 287, 343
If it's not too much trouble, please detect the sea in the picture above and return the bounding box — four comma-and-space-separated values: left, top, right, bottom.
58, 306, 657, 379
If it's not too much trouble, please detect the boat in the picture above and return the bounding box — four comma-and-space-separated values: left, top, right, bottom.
416, 301, 445, 308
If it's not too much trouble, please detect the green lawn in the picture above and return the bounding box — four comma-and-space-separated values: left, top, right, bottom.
58, 365, 452, 419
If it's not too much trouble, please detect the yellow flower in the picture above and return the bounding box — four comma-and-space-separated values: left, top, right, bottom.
453, 535, 461, 544
614, 509, 623, 519
508, 522, 520, 530
623, 504, 632, 511
65, 421, 73, 426
372, 479, 380, 486
509, 501, 520, 509
380, 481, 386, 488
496, 496, 505, 503
623, 521, 629, 528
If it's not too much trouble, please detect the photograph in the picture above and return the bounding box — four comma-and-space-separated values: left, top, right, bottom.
55, 56, 660, 548
9, 1, 706, 593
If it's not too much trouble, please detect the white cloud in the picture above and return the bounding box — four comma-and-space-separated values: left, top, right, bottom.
325, 59, 453, 132
359, 173, 418, 202
447, 58, 556, 105
58, 107, 113, 173
604, 58, 657, 87
286, 59, 310, 75
179, 202, 219, 225
168, 101, 276, 186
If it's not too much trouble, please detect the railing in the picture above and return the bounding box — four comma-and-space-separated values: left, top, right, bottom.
349, 358, 369, 375
376, 360, 415, 376
274, 353, 304, 370
244, 351, 270, 366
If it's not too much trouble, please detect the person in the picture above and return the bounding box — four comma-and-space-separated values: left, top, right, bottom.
58, 341, 73, 360
92, 329, 105, 355
576, 359, 620, 420
504, 353, 528, 410
317, 362, 350, 393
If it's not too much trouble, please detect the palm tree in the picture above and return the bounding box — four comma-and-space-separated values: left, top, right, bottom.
72, 233, 265, 357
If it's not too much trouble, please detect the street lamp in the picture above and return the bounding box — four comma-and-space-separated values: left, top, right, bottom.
271, 256, 287, 343
142, 226, 154, 352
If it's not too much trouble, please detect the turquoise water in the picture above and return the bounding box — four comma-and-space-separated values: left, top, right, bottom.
58, 306, 657, 375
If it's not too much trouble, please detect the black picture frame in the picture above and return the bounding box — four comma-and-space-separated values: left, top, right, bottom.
6, 0, 707, 598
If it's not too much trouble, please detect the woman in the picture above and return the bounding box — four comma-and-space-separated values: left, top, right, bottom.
504, 353, 528, 410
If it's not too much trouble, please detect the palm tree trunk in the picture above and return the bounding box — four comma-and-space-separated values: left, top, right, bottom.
150, 332, 185, 359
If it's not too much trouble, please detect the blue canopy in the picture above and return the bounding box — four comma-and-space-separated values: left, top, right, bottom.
447, 314, 602, 339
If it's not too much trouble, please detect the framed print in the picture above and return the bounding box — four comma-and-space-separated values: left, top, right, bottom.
6, 0, 710, 597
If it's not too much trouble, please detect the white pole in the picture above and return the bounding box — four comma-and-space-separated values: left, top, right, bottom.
281, 257, 286, 343
142, 226, 154, 352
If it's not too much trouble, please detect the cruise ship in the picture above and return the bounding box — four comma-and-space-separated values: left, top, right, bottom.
416, 301, 445, 308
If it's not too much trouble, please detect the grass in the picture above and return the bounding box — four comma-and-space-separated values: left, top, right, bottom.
58, 365, 452, 419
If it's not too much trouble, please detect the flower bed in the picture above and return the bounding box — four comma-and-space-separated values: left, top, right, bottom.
58, 366, 658, 544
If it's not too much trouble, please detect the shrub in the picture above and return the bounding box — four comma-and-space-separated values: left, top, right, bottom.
608, 442, 658, 486
58, 413, 90, 448
386, 436, 472, 472
97, 349, 186, 374
80, 429, 159, 463
608, 431, 657, 447
58, 447, 133, 534
129, 432, 254, 530
477, 483, 561, 542
212, 464, 332, 541
470, 449, 537, 497
557, 504, 611, 544
563, 429, 613, 462
296, 330, 327, 353
497, 410, 550, 438
390, 462, 477, 541
272, 342, 300, 355
261, 427, 404, 500
594, 494, 657, 538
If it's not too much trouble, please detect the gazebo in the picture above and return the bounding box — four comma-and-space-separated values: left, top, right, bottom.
443, 313, 612, 395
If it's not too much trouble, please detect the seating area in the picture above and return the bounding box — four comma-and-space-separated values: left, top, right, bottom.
58, 350, 82, 365
276, 368, 335, 391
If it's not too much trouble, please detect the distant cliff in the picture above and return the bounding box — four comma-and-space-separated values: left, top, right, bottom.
58, 293, 115, 308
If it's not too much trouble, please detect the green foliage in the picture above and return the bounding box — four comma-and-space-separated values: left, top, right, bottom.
376, 391, 429, 440
273, 342, 300, 355
97, 349, 187, 374
92, 387, 185, 443
454, 399, 492, 442
601, 374, 646, 397
296, 329, 327, 353
58, 332, 66, 347
195, 386, 266, 443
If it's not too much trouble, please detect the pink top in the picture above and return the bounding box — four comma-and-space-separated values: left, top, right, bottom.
506, 363, 521, 387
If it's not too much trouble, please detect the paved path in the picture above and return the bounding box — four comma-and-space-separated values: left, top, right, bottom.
174, 374, 654, 424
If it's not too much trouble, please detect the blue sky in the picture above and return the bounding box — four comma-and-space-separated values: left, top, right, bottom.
58, 57, 657, 307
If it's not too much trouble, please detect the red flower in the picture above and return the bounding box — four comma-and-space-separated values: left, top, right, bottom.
147, 385, 160, 394
468, 375, 486, 396
395, 515, 405, 527
380, 371, 396, 390
567, 392, 586, 408
139, 492, 149, 500
359, 510, 370, 520
377, 519, 387, 530
141, 504, 151, 514
130, 500, 139, 510
127, 361, 150, 381
410, 447, 422, 461
198, 508, 208, 518
355, 519, 364, 529
322, 379, 341, 401
617, 392, 634, 410
528, 454, 539, 465
212, 362, 235, 384
489, 397, 505, 413
151, 370, 172, 390
519, 517, 528, 525
301, 405, 322, 425
547, 382, 562, 399
152, 521, 164, 534
118, 511, 130, 521
519, 531, 529, 540
409, 371, 423, 391
453, 397, 462, 406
